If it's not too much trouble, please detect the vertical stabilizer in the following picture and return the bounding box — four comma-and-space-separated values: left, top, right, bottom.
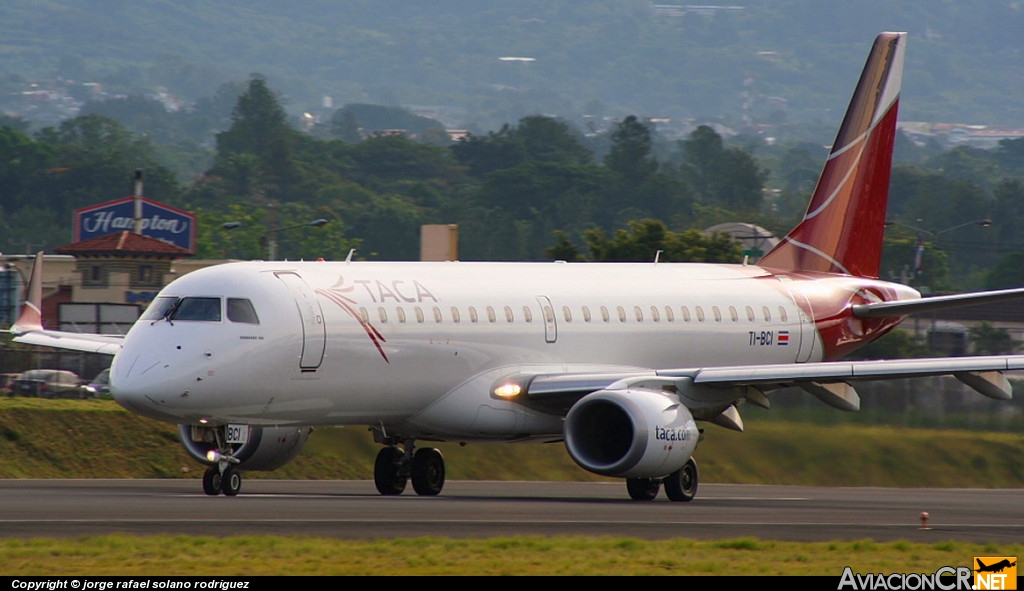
759, 32, 906, 278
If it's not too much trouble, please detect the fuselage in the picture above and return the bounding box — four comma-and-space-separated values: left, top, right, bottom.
110, 260, 918, 435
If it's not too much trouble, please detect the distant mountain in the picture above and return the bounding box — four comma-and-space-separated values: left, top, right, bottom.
1, 0, 1022, 129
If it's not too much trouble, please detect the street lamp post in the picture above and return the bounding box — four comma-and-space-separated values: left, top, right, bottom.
884, 218, 992, 290
222, 218, 328, 260
885, 218, 992, 238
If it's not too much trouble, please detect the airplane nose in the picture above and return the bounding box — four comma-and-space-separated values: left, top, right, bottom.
110, 352, 192, 423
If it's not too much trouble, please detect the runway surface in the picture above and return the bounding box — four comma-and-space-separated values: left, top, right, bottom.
0, 480, 1020, 543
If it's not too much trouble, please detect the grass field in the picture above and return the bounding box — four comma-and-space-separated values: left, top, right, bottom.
3, 535, 1021, 576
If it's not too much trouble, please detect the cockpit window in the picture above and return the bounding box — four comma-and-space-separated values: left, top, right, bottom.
173, 297, 222, 321
141, 297, 179, 321
142, 296, 222, 322
227, 298, 260, 324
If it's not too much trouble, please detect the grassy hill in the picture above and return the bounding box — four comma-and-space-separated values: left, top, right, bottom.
1, 398, 1021, 487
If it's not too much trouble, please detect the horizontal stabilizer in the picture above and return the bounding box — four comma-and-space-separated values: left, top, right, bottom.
853, 287, 1024, 318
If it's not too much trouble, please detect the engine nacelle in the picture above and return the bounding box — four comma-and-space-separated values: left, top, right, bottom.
564, 389, 698, 479
178, 424, 311, 472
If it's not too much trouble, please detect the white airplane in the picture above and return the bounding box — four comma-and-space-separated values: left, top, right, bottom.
12, 32, 1024, 500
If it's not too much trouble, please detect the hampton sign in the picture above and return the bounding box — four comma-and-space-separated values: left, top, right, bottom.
74, 197, 196, 253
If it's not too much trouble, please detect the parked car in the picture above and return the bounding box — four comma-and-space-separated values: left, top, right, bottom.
11, 369, 85, 399
0, 373, 20, 396
81, 368, 111, 398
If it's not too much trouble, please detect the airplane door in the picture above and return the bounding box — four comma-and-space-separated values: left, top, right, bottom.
777, 277, 814, 363
537, 296, 557, 343
275, 272, 326, 371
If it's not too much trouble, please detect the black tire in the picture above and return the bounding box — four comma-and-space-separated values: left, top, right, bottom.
626, 478, 660, 501
221, 467, 242, 496
411, 448, 445, 496
374, 447, 407, 495
664, 458, 698, 502
202, 467, 222, 496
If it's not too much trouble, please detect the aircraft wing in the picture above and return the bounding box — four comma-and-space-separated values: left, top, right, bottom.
7, 251, 123, 355
514, 355, 1020, 427
10, 328, 123, 355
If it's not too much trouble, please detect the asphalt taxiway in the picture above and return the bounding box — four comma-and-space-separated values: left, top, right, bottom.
0, 480, 1019, 543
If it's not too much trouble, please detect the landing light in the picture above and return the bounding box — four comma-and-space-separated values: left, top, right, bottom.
206, 450, 221, 462
494, 382, 522, 398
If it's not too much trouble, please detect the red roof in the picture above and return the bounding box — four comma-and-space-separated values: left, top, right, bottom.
55, 231, 190, 258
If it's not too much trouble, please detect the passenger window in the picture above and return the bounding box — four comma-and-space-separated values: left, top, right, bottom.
665, 306, 674, 322
712, 306, 722, 322
762, 306, 771, 322
227, 298, 259, 324
378, 307, 388, 323
451, 307, 461, 323
695, 306, 705, 322
729, 306, 738, 322
396, 308, 406, 323
505, 306, 514, 323
523, 306, 533, 323
779, 307, 788, 322
582, 306, 592, 323
563, 306, 572, 322
650, 306, 660, 322
469, 307, 478, 323
359, 307, 369, 323
433, 307, 442, 323
415, 307, 424, 323
487, 306, 496, 323
746, 306, 755, 322
681, 306, 691, 322
600, 306, 610, 323
617, 306, 626, 323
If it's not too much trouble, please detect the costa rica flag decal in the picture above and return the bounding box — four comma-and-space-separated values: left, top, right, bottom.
778, 330, 790, 345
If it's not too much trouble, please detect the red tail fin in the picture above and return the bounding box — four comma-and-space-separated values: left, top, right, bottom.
759, 32, 906, 278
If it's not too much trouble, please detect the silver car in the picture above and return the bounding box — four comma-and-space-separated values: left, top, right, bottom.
12, 369, 85, 399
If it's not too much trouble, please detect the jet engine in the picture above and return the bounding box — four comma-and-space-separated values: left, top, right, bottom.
563, 389, 698, 479
178, 424, 311, 471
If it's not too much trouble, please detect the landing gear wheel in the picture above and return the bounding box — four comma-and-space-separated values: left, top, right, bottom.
411, 448, 445, 496
664, 457, 698, 502
221, 467, 242, 496
374, 446, 408, 495
202, 467, 222, 496
626, 477, 660, 501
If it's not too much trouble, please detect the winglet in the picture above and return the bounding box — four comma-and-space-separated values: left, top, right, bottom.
759, 32, 907, 278
11, 252, 44, 333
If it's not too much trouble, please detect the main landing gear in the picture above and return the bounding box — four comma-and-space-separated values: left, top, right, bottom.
626, 457, 698, 502
372, 434, 446, 497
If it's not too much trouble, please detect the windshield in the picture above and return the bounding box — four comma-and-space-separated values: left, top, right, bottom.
141, 296, 222, 322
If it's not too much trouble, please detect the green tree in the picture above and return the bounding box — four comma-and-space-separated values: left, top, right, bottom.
214, 75, 296, 200
604, 115, 656, 183
579, 219, 741, 263
969, 321, 1017, 355
984, 251, 1024, 290
677, 125, 766, 211
545, 230, 584, 262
